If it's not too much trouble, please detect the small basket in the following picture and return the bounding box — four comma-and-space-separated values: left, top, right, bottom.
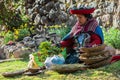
80, 50, 109, 58
86, 56, 112, 68
80, 55, 111, 65
80, 44, 106, 53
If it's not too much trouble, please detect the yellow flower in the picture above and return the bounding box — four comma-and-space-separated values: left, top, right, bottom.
15, 29, 19, 35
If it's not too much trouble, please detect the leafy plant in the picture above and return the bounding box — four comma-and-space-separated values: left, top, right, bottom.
15, 28, 30, 41
4, 31, 15, 44
35, 41, 62, 62
103, 27, 120, 49
0, 0, 28, 31
49, 25, 71, 38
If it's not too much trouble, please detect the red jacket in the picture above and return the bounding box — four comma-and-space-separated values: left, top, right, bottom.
60, 33, 101, 48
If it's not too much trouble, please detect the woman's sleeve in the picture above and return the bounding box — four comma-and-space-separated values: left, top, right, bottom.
95, 26, 104, 43
89, 33, 102, 46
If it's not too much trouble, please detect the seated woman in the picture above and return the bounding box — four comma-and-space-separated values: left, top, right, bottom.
59, 6, 104, 52
57, 6, 104, 64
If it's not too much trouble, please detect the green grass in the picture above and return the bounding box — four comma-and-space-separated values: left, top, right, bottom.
0, 60, 120, 80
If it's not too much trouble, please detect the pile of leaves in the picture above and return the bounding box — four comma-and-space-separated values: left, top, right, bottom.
33, 41, 62, 62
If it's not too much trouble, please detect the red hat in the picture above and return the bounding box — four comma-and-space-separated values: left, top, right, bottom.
70, 8, 95, 14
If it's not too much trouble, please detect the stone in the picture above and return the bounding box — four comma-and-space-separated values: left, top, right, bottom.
93, 9, 102, 17
54, 2, 60, 10
48, 9, 57, 21
58, 11, 68, 22
24, 41, 36, 48
13, 48, 32, 58
60, 4, 66, 10
39, 0, 51, 5
34, 14, 41, 25
113, 14, 120, 28
35, 38, 46, 46
0, 46, 5, 59
3, 45, 17, 59
23, 36, 32, 42
89, 1, 97, 8
45, 1, 54, 12
39, 8, 44, 16
41, 16, 48, 25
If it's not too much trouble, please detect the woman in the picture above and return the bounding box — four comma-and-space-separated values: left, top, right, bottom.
59, 7, 104, 50
56, 6, 104, 64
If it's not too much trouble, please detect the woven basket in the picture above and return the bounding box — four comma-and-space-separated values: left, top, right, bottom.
80, 44, 106, 53
80, 54, 111, 65
86, 56, 112, 68
80, 50, 109, 58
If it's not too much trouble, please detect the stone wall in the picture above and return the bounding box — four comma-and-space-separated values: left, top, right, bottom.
61, 0, 120, 28
25, 0, 120, 30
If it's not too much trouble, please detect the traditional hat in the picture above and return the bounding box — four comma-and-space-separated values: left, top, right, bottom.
69, 5, 95, 14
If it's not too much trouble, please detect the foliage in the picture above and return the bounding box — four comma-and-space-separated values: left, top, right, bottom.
103, 27, 120, 49
14, 24, 30, 41
49, 25, 71, 38
35, 41, 62, 62
4, 31, 15, 44
0, 0, 29, 31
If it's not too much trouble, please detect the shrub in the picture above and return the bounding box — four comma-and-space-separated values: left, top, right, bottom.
103, 27, 120, 49
4, 31, 15, 44
37, 41, 62, 62
49, 25, 71, 38
14, 24, 30, 41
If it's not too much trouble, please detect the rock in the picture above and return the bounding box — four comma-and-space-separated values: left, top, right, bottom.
24, 41, 36, 48
89, 1, 97, 8
0, 46, 5, 59
59, 11, 68, 22
13, 48, 32, 58
39, 0, 51, 5
41, 16, 48, 25
113, 14, 120, 28
27, 0, 35, 4
54, 2, 60, 10
30, 12, 37, 22
32, 4, 40, 13
48, 9, 57, 21
39, 8, 44, 16
34, 14, 41, 25
60, 4, 66, 10
45, 1, 54, 12
23, 36, 32, 42
4, 45, 17, 59
93, 9, 102, 17
66, 16, 77, 26
35, 38, 46, 46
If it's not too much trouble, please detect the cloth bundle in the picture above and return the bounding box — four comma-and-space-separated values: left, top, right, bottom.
79, 44, 112, 68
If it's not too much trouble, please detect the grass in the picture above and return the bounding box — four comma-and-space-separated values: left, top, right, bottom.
0, 60, 120, 80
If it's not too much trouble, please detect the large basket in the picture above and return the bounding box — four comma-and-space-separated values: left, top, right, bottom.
86, 56, 112, 68
80, 54, 111, 65
80, 44, 106, 53
80, 50, 109, 58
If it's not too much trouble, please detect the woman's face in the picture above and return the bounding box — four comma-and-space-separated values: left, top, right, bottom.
76, 14, 87, 25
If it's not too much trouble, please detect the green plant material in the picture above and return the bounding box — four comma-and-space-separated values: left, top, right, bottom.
4, 31, 15, 44
103, 27, 120, 49
49, 25, 71, 38
37, 41, 62, 62
0, 31, 5, 36
0, 0, 28, 31
14, 24, 30, 41
32, 52, 44, 67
